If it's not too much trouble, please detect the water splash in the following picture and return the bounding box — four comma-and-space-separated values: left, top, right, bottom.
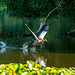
0, 41, 22, 53
0, 41, 6, 53
23, 41, 31, 49
0, 41, 6, 48
23, 49, 28, 55
0, 41, 36, 54
22, 41, 31, 55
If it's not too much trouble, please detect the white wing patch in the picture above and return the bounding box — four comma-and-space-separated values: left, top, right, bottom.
38, 31, 47, 39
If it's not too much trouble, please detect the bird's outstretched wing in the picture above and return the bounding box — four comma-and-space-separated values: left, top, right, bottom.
37, 24, 49, 39
25, 24, 39, 40
36, 23, 43, 34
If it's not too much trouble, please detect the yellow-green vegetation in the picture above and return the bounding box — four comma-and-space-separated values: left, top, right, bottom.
0, 60, 75, 75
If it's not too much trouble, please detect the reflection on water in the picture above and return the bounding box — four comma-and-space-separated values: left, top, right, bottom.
0, 48, 75, 67
32, 53, 47, 67
0, 4, 75, 67
0, 47, 6, 53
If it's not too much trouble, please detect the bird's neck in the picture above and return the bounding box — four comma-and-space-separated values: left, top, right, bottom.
41, 22, 43, 25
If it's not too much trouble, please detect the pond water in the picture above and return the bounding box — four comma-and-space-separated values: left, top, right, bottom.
0, 5, 75, 67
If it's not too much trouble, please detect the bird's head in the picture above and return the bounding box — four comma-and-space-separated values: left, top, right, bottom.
43, 39, 47, 42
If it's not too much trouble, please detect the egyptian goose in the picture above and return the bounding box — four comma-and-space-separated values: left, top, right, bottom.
25, 23, 49, 46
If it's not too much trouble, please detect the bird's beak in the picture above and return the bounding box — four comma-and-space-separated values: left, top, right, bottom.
44, 39, 47, 42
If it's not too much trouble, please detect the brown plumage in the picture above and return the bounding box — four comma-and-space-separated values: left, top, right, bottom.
25, 23, 49, 46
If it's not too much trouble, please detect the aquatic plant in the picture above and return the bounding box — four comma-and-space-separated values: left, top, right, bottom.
0, 60, 75, 75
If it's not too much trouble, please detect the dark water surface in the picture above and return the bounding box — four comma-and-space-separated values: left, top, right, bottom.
0, 5, 75, 67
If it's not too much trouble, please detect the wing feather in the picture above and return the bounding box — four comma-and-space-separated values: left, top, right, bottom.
38, 31, 47, 39
25, 24, 39, 40
37, 24, 49, 39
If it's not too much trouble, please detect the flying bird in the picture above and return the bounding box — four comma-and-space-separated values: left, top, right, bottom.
25, 23, 49, 46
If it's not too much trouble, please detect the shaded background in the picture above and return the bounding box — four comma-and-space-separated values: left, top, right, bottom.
0, 0, 75, 67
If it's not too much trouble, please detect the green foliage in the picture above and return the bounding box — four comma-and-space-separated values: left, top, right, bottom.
1, 0, 74, 17
5, 0, 55, 17
0, 60, 75, 75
